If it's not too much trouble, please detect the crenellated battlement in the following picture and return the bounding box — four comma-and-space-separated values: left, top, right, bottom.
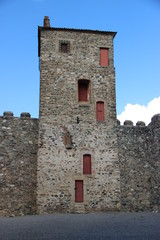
117, 119, 145, 127
0, 111, 37, 119
117, 113, 160, 128
117, 119, 146, 127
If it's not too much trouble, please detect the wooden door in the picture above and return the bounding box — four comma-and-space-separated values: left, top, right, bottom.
75, 180, 83, 202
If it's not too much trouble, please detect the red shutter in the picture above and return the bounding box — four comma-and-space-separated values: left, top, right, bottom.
75, 180, 83, 202
100, 48, 109, 66
78, 81, 88, 101
83, 154, 91, 174
96, 102, 104, 121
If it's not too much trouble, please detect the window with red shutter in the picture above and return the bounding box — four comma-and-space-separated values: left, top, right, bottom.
83, 154, 91, 174
100, 48, 109, 66
96, 101, 104, 121
78, 80, 90, 102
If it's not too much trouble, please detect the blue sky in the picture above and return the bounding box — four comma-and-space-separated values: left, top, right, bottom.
0, 0, 160, 124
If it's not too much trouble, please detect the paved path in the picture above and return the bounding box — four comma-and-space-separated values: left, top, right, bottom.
0, 212, 160, 240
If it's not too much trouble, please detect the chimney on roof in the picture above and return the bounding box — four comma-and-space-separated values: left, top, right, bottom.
43, 16, 50, 27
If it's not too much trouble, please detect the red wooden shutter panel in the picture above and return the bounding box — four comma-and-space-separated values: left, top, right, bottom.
78, 80, 89, 101
96, 102, 104, 121
79, 83, 87, 101
100, 48, 109, 66
83, 154, 91, 174
75, 180, 83, 202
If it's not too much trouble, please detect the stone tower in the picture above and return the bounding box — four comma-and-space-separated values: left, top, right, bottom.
37, 16, 121, 213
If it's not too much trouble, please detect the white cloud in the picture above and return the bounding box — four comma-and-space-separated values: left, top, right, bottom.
117, 96, 160, 125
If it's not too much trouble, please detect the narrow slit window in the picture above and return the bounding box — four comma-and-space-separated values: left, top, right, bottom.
100, 48, 109, 66
96, 101, 104, 121
83, 154, 91, 174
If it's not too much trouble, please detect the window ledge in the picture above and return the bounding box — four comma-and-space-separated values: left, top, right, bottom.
79, 102, 90, 107
100, 65, 109, 67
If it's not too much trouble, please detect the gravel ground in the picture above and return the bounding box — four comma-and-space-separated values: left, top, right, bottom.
0, 212, 160, 240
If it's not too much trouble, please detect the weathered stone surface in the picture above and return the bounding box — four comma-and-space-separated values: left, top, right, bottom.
117, 118, 160, 212
37, 27, 121, 214
3, 111, 14, 118
0, 115, 38, 216
124, 120, 133, 126
136, 121, 145, 127
20, 112, 31, 118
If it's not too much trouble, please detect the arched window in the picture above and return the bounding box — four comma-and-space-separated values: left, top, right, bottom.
96, 101, 104, 121
83, 154, 91, 174
78, 80, 90, 102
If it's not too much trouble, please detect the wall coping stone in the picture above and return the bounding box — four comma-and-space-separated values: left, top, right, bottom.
124, 120, 133, 126
3, 111, 14, 118
117, 119, 120, 125
136, 121, 145, 127
20, 112, 31, 118
151, 114, 160, 123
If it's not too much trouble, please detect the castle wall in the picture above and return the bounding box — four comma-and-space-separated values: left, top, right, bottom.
0, 111, 159, 216
0, 112, 38, 216
117, 115, 160, 212
37, 28, 121, 213
0, 20, 159, 216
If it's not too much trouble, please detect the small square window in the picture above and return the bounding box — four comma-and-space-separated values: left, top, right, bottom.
61, 43, 68, 53
59, 40, 70, 53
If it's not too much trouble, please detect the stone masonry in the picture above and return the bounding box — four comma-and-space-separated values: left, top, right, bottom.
0, 17, 159, 216
0, 112, 38, 216
118, 115, 160, 212
37, 22, 121, 213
